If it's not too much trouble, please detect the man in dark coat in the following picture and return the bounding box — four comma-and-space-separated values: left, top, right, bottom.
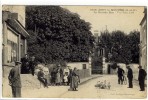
21, 54, 30, 74
138, 66, 147, 91
8, 61, 22, 98
29, 56, 36, 76
117, 66, 125, 85
51, 68, 56, 85
126, 66, 133, 88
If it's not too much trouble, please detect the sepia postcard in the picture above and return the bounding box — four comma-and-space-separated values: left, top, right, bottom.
2, 5, 147, 99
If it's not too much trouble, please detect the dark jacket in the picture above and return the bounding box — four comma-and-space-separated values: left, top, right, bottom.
127, 68, 133, 79
8, 66, 21, 87
29, 60, 36, 69
117, 68, 125, 76
21, 57, 30, 73
138, 69, 147, 81
37, 70, 44, 79
21, 57, 29, 67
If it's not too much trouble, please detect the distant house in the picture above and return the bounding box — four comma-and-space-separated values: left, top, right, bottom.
2, 6, 29, 77
67, 62, 91, 78
139, 7, 147, 72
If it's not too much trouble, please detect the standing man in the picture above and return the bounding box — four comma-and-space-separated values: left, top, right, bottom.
21, 54, 30, 74
117, 66, 125, 85
126, 66, 133, 88
138, 65, 147, 91
29, 56, 36, 76
8, 61, 22, 98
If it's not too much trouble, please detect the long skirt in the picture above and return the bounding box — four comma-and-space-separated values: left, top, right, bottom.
71, 76, 79, 89
56, 73, 61, 84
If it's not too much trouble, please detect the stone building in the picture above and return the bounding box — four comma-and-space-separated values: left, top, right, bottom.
2, 6, 29, 77
139, 7, 147, 72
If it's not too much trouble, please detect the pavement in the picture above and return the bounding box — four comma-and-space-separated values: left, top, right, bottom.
21, 74, 100, 98
3, 74, 147, 99
60, 75, 147, 99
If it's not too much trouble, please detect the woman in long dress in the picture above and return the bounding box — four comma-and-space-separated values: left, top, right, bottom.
56, 69, 61, 85
70, 67, 80, 91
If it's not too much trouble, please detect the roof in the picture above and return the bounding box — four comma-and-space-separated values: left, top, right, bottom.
140, 8, 147, 25
140, 14, 147, 25
5, 19, 29, 38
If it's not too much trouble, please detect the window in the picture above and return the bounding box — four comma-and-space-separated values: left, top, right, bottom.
83, 64, 87, 69
7, 40, 18, 63
7, 29, 18, 63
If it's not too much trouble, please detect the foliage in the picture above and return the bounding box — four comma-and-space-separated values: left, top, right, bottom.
26, 6, 95, 64
99, 30, 140, 64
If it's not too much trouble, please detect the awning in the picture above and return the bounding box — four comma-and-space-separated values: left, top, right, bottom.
6, 19, 29, 38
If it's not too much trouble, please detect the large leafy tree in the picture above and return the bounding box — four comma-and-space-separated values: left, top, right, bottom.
26, 6, 95, 63
127, 31, 140, 63
99, 30, 140, 64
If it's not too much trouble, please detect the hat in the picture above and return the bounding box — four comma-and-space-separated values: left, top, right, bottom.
74, 67, 77, 70
126, 66, 130, 68
15, 61, 22, 64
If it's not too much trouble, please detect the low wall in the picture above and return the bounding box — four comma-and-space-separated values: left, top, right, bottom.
77, 69, 90, 79
67, 62, 91, 77
67, 62, 89, 69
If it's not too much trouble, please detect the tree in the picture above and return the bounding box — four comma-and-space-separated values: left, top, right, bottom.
127, 31, 140, 63
26, 6, 95, 63
98, 30, 140, 64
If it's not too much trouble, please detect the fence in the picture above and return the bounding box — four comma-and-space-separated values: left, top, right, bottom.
77, 69, 90, 79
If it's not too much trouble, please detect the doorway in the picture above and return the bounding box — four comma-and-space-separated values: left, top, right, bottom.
107, 65, 111, 74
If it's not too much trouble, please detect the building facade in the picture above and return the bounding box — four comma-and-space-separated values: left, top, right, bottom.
2, 6, 29, 77
140, 7, 147, 72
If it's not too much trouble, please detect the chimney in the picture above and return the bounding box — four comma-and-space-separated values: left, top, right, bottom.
11, 13, 18, 20
2, 11, 11, 22
2, 11, 18, 21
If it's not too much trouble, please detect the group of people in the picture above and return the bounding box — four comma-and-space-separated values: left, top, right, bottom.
8, 56, 81, 97
37, 64, 80, 91
21, 54, 36, 76
7, 54, 147, 98
117, 65, 147, 91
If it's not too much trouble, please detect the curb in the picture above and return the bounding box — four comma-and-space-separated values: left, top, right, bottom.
80, 75, 101, 85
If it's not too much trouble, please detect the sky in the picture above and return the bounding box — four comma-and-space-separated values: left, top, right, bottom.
62, 6, 144, 35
